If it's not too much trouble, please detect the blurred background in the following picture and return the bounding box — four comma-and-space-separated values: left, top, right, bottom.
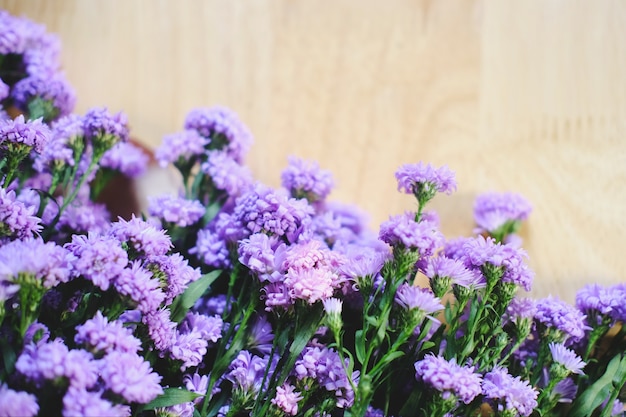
2, 0, 625, 303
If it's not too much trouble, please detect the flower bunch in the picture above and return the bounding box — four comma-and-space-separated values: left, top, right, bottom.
1, 10, 625, 417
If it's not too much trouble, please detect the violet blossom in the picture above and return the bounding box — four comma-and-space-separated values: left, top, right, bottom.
395, 162, 457, 199
379, 211, 445, 258
0, 114, 51, 154
184, 106, 253, 163
148, 194, 206, 227
0, 187, 42, 239
155, 129, 209, 168
202, 149, 253, 196
11, 71, 76, 120
534, 296, 589, 342
100, 141, 149, 178
272, 383, 303, 416
75, 310, 142, 355
65, 232, 128, 291
473, 192, 532, 235
0, 383, 39, 417
100, 350, 163, 403
481, 366, 538, 416
281, 155, 335, 203
414, 354, 482, 405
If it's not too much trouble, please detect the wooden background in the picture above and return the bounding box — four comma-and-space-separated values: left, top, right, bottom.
3, 0, 625, 303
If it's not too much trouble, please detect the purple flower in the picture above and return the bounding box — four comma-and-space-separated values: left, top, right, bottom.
114, 261, 165, 313
190, 228, 232, 269
379, 212, 445, 257
549, 342, 586, 375
0, 79, 9, 101
238, 233, 280, 275
202, 150, 253, 196
395, 162, 457, 197
473, 192, 532, 234
62, 348, 100, 389
0, 11, 28, 54
246, 315, 274, 354
148, 194, 205, 227
109, 215, 172, 258
395, 284, 443, 316
82, 107, 129, 154
65, 233, 128, 291
414, 354, 482, 404
0, 383, 39, 417
75, 311, 142, 355
460, 236, 534, 291
504, 297, 537, 322
280, 156, 334, 203
11, 71, 76, 119
143, 308, 177, 351
184, 106, 253, 162
146, 253, 201, 304
226, 350, 269, 394
100, 141, 149, 178
282, 240, 345, 304
535, 296, 589, 342
337, 242, 390, 283
100, 350, 163, 403
170, 330, 208, 371
272, 383, 303, 415
424, 255, 481, 296
232, 183, 314, 244
62, 386, 130, 417
181, 312, 223, 343
576, 283, 626, 323
0, 187, 42, 239
155, 129, 209, 168
0, 114, 51, 154
482, 366, 538, 416
262, 281, 292, 311
0, 238, 73, 291
15, 338, 98, 389
184, 372, 210, 401
58, 198, 111, 235
294, 346, 356, 407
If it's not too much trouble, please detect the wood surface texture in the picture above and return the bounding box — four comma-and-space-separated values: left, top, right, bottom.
2, 0, 625, 303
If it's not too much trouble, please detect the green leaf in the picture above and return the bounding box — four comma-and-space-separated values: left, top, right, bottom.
138, 388, 202, 411
170, 270, 221, 323
378, 351, 405, 367
355, 330, 366, 364
569, 354, 626, 417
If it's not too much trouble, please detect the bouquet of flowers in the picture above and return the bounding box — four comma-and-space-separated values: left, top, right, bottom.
0, 10, 625, 417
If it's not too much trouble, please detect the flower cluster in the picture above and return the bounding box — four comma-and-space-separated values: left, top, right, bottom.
0, 10, 625, 417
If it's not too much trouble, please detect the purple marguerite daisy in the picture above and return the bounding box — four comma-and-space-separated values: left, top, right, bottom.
549, 342, 586, 375
280, 155, 334, 203
482, 366, 538, 416
183, 106, 253, 163
271, 383, 303, 416
535, 296, 589, 342
75, 310, 142, 355
202, 150, 253, 196
0, 114, 51, 154
231, 183, 314, 244
155, 129, 209, 168
473, 192, 532, 234
0, 187, 42, 239
65, 233, 128, 291
379, 211, 445, 257
148, 194, 205, 228
414, 354, 482, 405
100, 141, 149, 178
100, 350, 163, 403
0, 383, 39, 417
170, 329, 208, 371
395, 162, 457, 197
109, 215, 172, 258
62, 386, 129, 417
11, 71, 76, 120
114, 261, 165, 313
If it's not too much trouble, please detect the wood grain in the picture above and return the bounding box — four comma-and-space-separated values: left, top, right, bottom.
2, 0, 625, 303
